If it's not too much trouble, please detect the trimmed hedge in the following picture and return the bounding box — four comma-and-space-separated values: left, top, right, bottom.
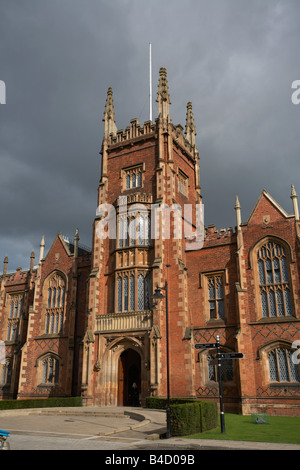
170, 402, 201, 436
199, 400, 218, 432
0, 397, 82, 410
146, 396, 218, 436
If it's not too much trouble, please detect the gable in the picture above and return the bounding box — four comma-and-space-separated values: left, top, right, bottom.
43, 233, 72, 264
247, 190, 289, 226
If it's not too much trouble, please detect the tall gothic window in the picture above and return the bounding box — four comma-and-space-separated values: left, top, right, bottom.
0, 360, 12, 386
7, 294, 23, 342
178, 170, 188, 196
268, 347, 300, 383
207, 274, 225, 320
41, 356, 60, 384
45, 273, 66, 334
257, 241, 293, 318
118, 213, 151, 248
117, 272, 151, 312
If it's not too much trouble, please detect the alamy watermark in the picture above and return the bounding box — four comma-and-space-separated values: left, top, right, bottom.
292, 340, 300, 365
95, 196, 204, 251
0, 80, 6, 104
291, 80, 300, 105
0, 340, 5, 366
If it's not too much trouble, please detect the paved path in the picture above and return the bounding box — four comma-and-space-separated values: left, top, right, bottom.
1, 407, 300, 450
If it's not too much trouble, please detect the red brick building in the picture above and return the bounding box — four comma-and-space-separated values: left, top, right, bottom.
1, 68, 300, 416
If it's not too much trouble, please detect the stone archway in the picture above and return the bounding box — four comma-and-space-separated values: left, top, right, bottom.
118, 348, 141, 406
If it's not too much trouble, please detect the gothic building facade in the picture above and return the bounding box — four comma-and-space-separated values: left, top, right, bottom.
1, 68, 300, 416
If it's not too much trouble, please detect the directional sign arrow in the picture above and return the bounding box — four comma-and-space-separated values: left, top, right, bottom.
218, 352, 244, 359
195, 343, 219, 349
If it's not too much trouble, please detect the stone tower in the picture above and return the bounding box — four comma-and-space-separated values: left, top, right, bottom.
81, 68, 201, 406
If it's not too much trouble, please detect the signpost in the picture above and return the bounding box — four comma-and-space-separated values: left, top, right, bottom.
195, 343, 219, 349
195, 335, 244, 434
218, 352, 244, 359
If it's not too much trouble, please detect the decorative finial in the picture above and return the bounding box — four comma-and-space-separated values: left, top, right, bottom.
74, 228, 79, 259
235, 196, 242, 230
291, 184, 299, 220
156, 67, 171, 119
30, 251, 35, 272
3, 256, 8, 278
39, 235, 45, 262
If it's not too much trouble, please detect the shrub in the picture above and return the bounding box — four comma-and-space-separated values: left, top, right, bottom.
170, 402, 201, 436
146, 396, 218, 435
198, 400, 218, 432
0, 397, 82, 410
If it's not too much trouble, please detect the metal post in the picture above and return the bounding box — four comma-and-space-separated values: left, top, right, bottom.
149, 42, 152, 122
153, 281, 171, 438
216, 335, 225, 434
165, 281, 171, 438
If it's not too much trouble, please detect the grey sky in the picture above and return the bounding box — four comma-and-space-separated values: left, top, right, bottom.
1, 0, 299, 272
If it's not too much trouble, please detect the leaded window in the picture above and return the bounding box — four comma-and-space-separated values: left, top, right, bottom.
7, 322, 19, 342
8, 295, 23, 318
130, 276, 135, 311
257, 242, 293, 318
117, 277, 122, 312
268, 348, 300, 383
207, 275, 225, 320
42, 357, 59, 384
208, 354, 233, 382
45, 274, 66, 334
178, 170, 188, 196
0, 360, 12, 386
118, 213, 151, 247
123, 276, 129, 312
145, 273, 152, 310
6, 294, 23, 342
137, 274, 144, 310
116, 272, 151, 312
124, 166, 142, 190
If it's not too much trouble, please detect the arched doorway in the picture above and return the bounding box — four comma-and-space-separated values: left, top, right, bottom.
118, 349, 141, 406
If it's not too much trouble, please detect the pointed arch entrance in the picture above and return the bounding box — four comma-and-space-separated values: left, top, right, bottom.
118, 348, 141, 406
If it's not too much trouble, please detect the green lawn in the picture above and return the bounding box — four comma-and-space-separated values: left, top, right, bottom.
186, 413, 300, 445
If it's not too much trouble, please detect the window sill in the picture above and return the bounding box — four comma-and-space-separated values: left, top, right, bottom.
122, 186, 143, 193
269, 382, 300, 389
35, 334, 67, 340
4, 340, 20, 345
206, 381, 236, 388
38, 383, 58, 388
206, 319, 226, 327
249, 316, 300, 325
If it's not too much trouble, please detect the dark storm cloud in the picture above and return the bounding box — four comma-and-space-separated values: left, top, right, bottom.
1, 0, 300, 272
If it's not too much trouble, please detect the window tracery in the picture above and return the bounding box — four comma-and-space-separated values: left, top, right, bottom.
44, 273, 66, 334
257, 241, 293, 318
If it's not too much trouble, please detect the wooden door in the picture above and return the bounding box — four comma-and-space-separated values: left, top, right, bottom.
118, 349, 141, 406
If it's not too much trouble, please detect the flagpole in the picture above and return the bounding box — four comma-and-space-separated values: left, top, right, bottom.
149, 42, 152, 122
